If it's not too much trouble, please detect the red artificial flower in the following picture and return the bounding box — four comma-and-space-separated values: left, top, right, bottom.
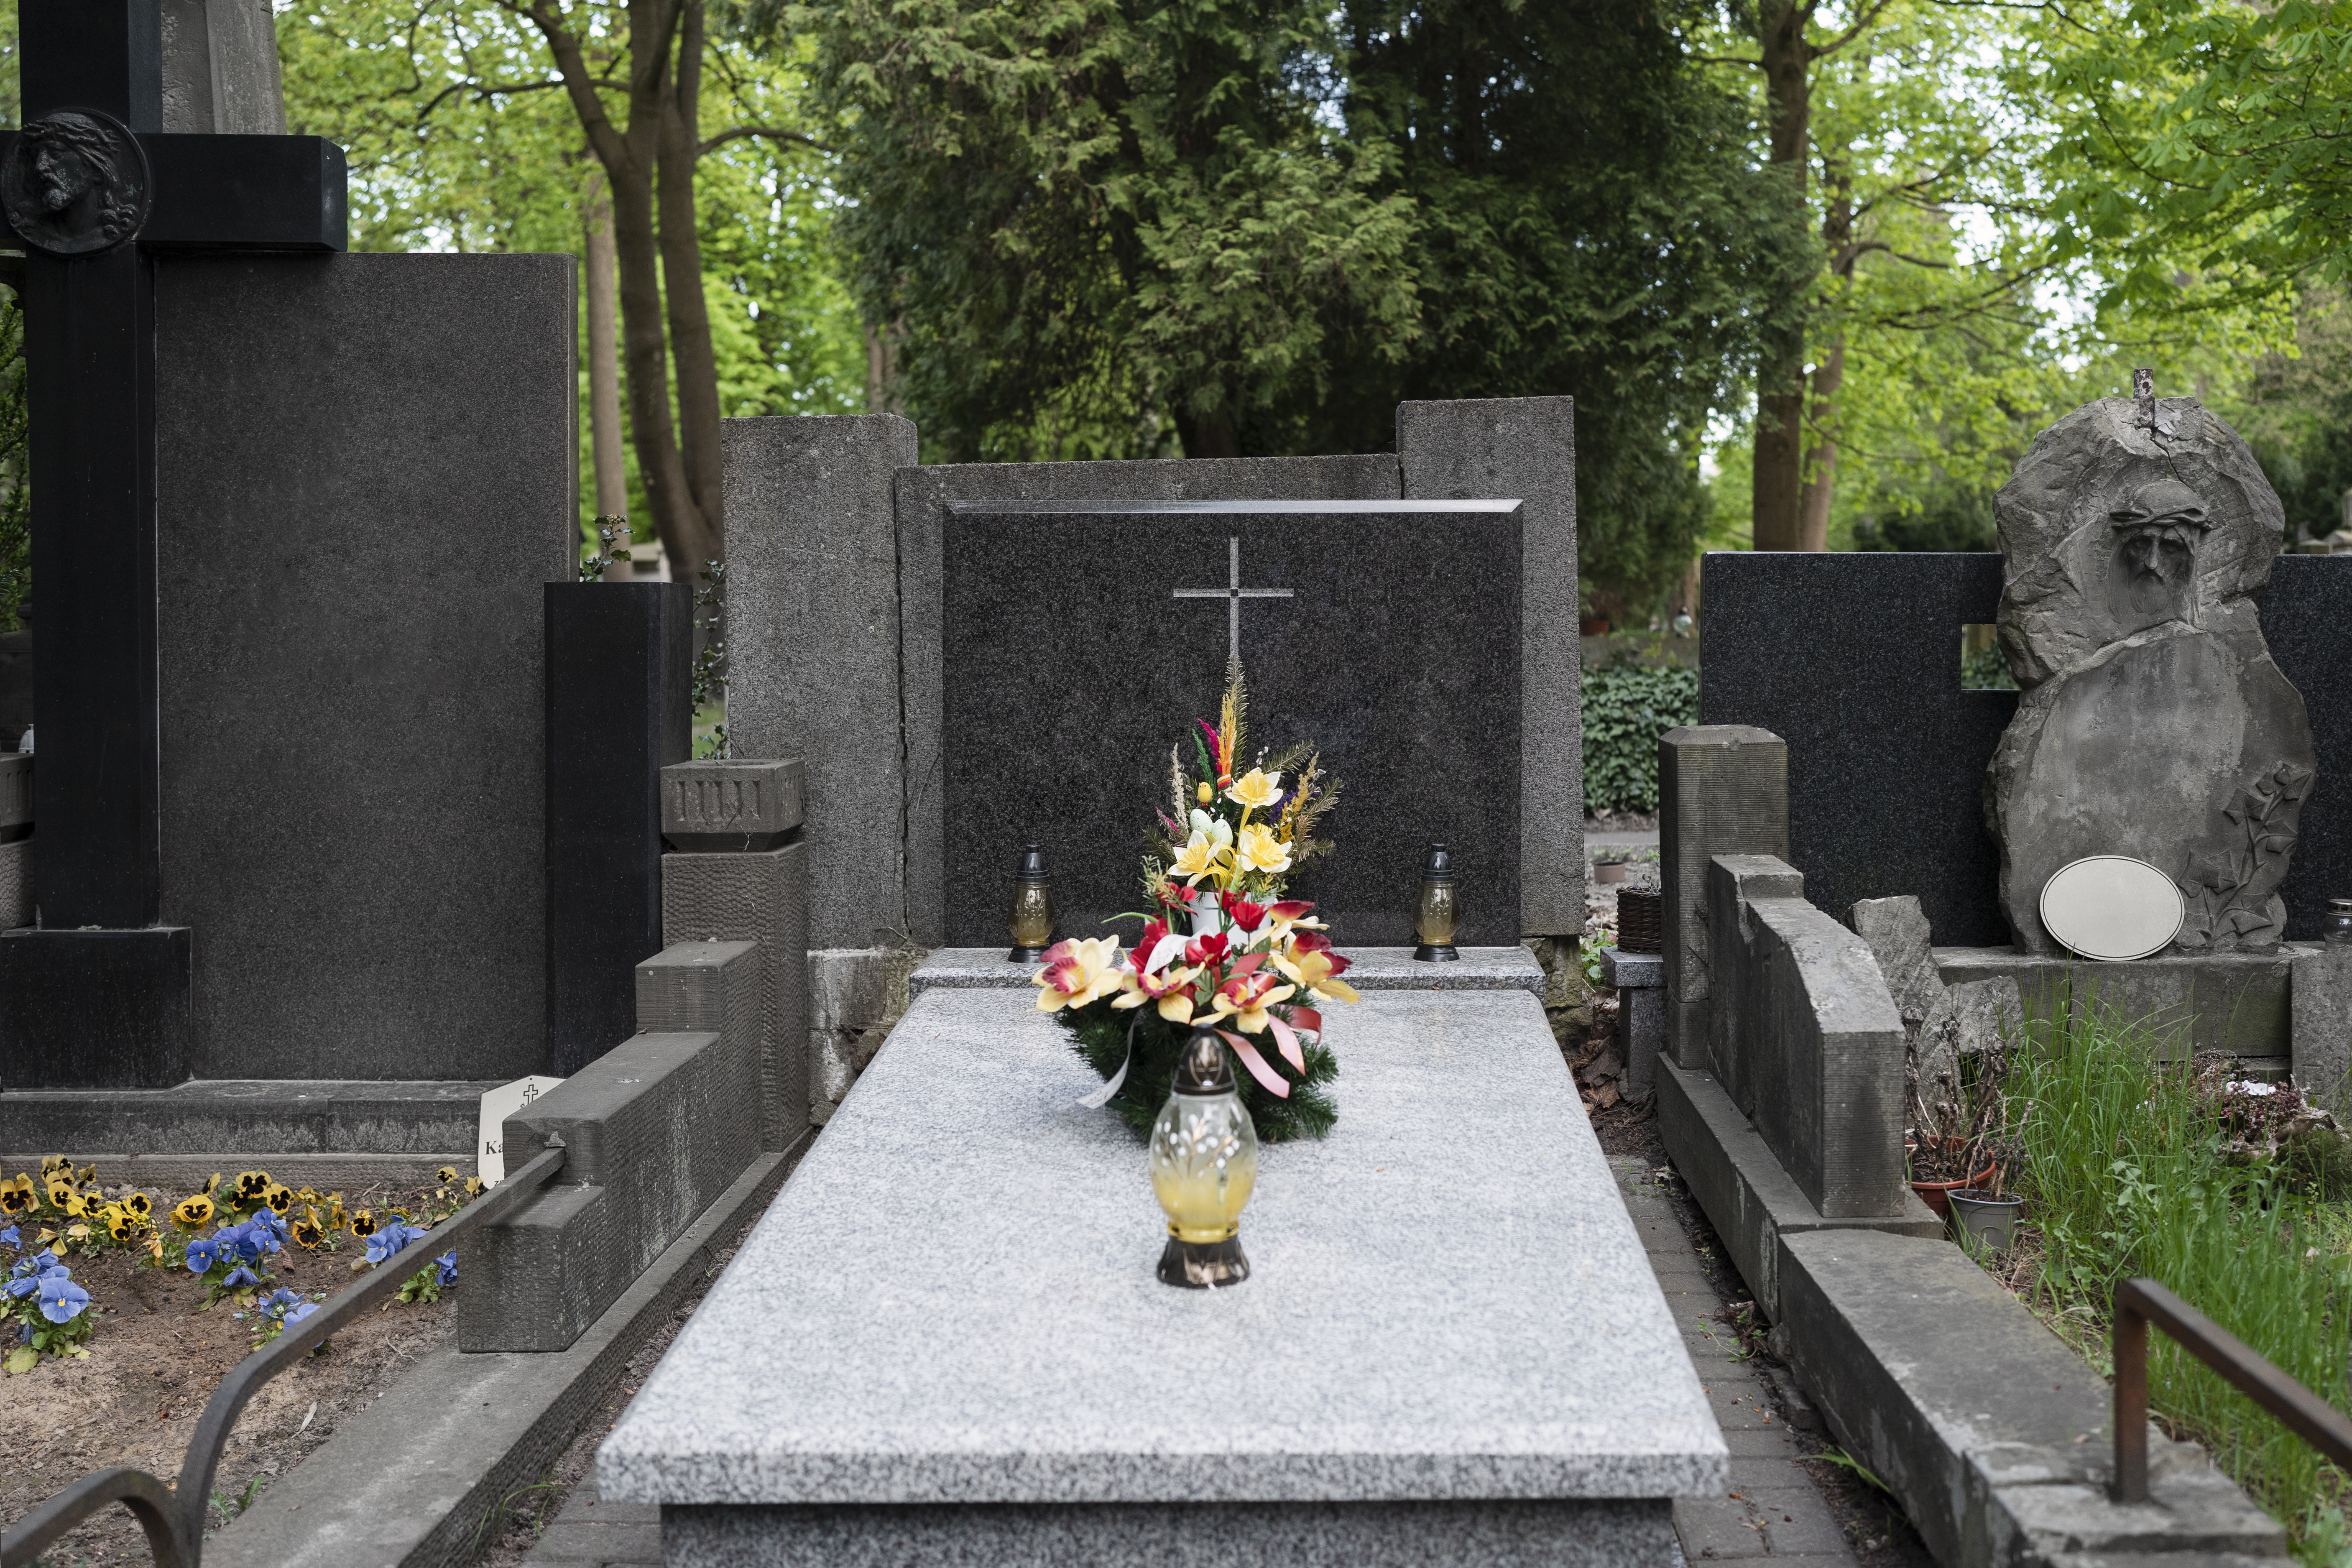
1185, 932, 1231, 966
1138, 917, 1170, 958
1289, 929, 1333, 955
1267, 899, 1316, 924
1219, 891, 1268, 932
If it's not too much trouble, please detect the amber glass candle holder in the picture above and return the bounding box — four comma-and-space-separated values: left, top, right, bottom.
1007, 843, 1057, 962
1150, 1029, 1257, 1288
1412, 841, 1461, 961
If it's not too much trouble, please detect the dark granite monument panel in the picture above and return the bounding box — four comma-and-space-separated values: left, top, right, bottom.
1701, 551, 2352, 946
153, 253, 575, 1079
941, 501, 1522, 948
0, 928, 192, 1088
547, 581, 695, 1074
2253, 554, 2352, 935
1701, 552, 2016, 947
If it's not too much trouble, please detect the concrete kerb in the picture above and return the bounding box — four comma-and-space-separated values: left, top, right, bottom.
206, 1132, 809, 1568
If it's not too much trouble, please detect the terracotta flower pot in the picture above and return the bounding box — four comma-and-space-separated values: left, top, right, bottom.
1907, 1136, 1997, 1221
1580, 617, 1611, 636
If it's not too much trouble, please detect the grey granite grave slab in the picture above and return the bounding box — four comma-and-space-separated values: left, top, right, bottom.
1398, 397, 1581, 938
908, 945, 1545, 999
894, 453, 1403, 947
153, 253, 573, 1079
939, 500, 1522, 949
600, 987, 1724, 1524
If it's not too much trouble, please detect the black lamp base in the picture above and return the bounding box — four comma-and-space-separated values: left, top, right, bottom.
1158, 1233, 1249, 1288
1008, 944, 1052, 962
1412, 942, 1460, 962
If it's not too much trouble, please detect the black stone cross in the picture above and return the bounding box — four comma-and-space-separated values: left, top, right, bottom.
1173, 536, 1294, 663
1, 1, 345, 927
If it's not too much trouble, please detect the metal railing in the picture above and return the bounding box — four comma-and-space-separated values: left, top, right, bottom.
0, 1142, 567, 1568
2112, 1276, 2352, 1503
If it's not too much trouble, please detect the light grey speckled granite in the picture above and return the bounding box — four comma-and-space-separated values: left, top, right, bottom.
909, 945, 1545, 999
600, 985, 1723, 1509
663, 1497, 1676, 1567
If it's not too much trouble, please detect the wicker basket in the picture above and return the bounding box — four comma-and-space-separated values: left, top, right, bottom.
1616, 888, 1663, 954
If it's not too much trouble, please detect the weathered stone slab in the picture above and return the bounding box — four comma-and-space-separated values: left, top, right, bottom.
600, 988, 1724, 1528
1989, 394, 2318, 954
1601, 947, 1665, 1096
1933, 946, 2293, 1059
1852, 896, 2022, 1134
1659, 727, 1788, 1070
2291, 943, 2352, 1116
1706, 855, 1907, 1218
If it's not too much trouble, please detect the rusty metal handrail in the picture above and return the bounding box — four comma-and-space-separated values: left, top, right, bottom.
1, 1143, 566, 1568
2112, 1276, 2352, 1503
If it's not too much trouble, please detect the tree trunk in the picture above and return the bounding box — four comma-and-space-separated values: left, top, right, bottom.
584, 175, 629, 526
659, 0, 725, 573
1175, 409, 1240, 460
512, 0, 719, 586
1749, 0, 1814, 552
1795, 342, 1841, 552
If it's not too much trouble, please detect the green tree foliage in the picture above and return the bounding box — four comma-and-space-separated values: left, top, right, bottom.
279, 0, 865, 536
792, 0, 1808, 614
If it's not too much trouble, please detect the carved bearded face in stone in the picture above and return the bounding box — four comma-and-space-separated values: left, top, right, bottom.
2107, 478, 2211, 626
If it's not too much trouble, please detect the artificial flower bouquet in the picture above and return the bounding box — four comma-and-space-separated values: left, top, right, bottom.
1033, 664, 1356, 1140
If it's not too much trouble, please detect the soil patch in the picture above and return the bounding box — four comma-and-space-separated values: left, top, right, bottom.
4, 1180, 460, 1566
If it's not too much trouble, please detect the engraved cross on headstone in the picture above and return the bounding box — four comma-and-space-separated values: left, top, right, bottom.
1173, 536, 1292, 662
3, 0, 346, 926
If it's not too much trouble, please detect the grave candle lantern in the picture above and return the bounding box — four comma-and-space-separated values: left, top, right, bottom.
1006, 843, 1057, 962
1412, 841, 1461, 961
1150, 1029, 1257, 1287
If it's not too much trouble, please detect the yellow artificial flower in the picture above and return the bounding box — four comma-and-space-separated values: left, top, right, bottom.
1112, 964, 1200, 1024
1234, 823, 1292, 876
1274, 945, 1361, 1004
1208, 974, 1296, 1035
1169, 830, 1224, 886
173, 1193, 215, 1228
1224, 768, 1282, 811
1032, 937, 1126, 1011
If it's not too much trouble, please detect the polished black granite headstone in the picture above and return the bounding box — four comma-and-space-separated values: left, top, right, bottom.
547, 581, 694, 1073
1701, 551, 2352, 946
941, 500, 1522, 947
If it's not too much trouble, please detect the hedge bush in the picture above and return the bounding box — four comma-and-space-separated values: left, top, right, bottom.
1582, 663, 1699, 815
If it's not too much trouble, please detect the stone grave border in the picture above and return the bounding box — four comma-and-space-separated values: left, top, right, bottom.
1653, 724, 2293, 1568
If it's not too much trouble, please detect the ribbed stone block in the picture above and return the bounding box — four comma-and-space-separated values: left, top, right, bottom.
663, 846, 810, 1149
661, 759, 804, 853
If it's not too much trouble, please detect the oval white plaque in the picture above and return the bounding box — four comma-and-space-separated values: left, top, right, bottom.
2039, 856, 2184, 961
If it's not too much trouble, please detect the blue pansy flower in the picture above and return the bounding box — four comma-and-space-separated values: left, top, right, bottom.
284, 1300, 319, 1327
38, 1273, 89, 1323
365, 1221, 427, 1265
434, 1251, 457, 1287
5, 1273, 36, 1299
0, 1224, 18, 1250
184, 1236, 222, 1274
222, 1264, 260, 1290
259, 1287, 301, 1319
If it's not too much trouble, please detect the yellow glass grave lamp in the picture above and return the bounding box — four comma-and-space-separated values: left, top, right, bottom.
1412, 840, 1461, 961
1006, 843, 1057, 962
1149, 1029, 1258, 1288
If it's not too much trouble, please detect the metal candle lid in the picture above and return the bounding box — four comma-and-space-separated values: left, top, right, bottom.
1174, 1029, 1235, 1095
1014, 843, 1050, 881
1421, 842, 1456, 881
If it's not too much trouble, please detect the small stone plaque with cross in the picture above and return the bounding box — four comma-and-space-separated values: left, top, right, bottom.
939, 498, 1522, 947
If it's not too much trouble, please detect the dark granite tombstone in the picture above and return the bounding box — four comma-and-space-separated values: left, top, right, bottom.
1701, 551, 2352, 947
940, 500, 1522, 947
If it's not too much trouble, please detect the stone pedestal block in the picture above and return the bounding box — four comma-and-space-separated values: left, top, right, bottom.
1659, 726, 1788, 1069
635, 940, 761, 1060
0, 927, 191, 1088
0, 838, 30, 930
2291, 943, 2352, 1116
1601, 947, 1664, 1096
662, 845, 810, 1149
661, 759, 803, 852
547, 581, 694, 1075
0, 753, 31, 833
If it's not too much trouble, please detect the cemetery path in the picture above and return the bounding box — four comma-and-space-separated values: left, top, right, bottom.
0, 1185, 460, 1566
1613, 1155, 1936, 1568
